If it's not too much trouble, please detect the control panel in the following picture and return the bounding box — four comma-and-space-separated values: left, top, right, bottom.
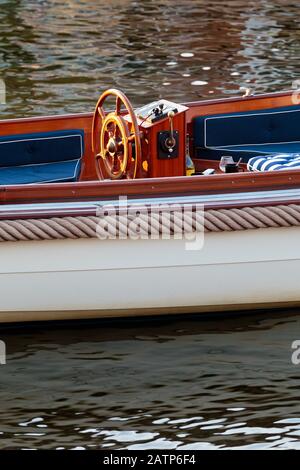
125, 99, 188, 178
135, 99, 188, 124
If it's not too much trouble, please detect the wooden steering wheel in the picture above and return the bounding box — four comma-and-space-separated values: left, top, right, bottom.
92, 89, 142, 180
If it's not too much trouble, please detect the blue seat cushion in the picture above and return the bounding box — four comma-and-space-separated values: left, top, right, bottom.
0, 159, 81, 185
0, 129, 84, 185
193, 105, 300, 162
248, 154, 300, 172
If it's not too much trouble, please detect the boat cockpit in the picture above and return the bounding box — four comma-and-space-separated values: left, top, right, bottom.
0, 87, 300, 189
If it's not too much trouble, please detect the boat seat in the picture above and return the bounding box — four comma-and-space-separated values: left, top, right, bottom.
0, 129, 84, 185
193, 105, 300, 162
247, 154, 300, 172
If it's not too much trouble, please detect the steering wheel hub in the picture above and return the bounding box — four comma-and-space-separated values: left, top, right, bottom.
107, 137, 118, 155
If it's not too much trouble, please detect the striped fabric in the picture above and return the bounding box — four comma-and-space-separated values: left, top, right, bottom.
247, 154, 300, 172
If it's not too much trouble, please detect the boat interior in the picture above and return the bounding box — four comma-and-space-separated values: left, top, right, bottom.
1, 88, 300, 203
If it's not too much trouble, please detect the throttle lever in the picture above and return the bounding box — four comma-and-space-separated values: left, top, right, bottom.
164, 110, 176, 152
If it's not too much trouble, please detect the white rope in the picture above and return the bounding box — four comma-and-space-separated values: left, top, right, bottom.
0, 204, 300, 242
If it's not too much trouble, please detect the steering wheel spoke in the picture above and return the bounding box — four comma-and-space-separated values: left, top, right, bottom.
97, 106, 105, 120
112, 154, 119, 170
115, 96, 122, 116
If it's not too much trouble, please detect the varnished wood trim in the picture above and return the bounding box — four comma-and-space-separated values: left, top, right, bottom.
183, 89, 294, 108
0, 89, 293, 125
1, 169, 300, 205
0, 112, 93, 125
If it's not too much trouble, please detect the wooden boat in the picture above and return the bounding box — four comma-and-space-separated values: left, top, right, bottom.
1, 87, 300, 323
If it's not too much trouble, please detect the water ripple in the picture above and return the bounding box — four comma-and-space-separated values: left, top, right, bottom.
0, 311, 299, 448
0, 0, 299, 118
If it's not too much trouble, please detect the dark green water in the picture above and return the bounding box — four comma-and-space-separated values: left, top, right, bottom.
0, 0, 300, 450
0, 0, 299, 118
1, 312, 300, 450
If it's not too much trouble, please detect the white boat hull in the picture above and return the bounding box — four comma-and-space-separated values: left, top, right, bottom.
0, 225, 300, 323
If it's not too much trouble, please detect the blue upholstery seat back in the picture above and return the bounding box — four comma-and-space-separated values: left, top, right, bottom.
193, 105, 300, 161
0, 129, 84, 185
0, 130, 84, 167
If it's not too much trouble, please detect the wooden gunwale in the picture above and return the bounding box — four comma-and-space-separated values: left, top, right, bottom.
0, 89, 292, 125
2, 185, 300, 220
0, 169, 300, 205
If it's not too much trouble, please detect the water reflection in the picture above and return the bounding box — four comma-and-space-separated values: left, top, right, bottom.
0, 0, 300, 450
0, 0, 299, 118
0, 311, 300, 449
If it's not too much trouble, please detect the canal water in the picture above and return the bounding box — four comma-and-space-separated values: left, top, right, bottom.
0, 0, 299, 118
1, 312, 300, 450
0, 0, 300, 450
